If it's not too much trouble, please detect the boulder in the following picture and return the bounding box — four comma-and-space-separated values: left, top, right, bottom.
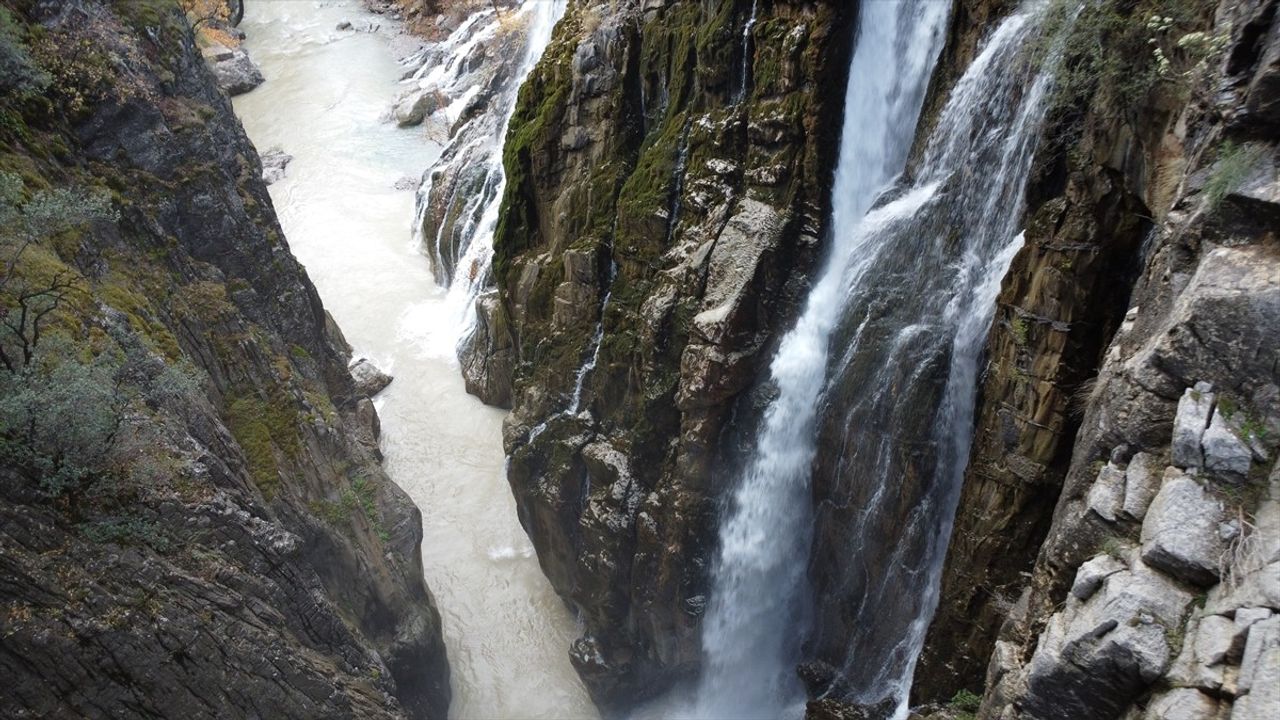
1021, 554, 1193, 719
1141, 471, 1227, 586
1123, 452, 1163, 520
260, 148, 292, 185
394, 89, 441, 127
1233, 616, 1280, 719
205, 46, 264, 96
1142, 688, 1220, 720
1087, 461, 1127, 522
349, 358, 393, 397
1070, 553, 1127, 602
1202, 409, 1253, 480
1172, 383, 1214, 468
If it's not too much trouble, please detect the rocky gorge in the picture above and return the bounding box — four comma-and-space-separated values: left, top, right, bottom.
1, 0, 1278, 719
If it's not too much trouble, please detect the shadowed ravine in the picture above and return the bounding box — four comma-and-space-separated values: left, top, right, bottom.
231, 2, 594, 717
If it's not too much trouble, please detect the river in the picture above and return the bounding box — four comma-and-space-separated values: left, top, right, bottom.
231, 2, 596, 717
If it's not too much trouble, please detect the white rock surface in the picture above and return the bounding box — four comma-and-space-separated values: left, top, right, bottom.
1088, 461, 1128, 522
1141, 472, 1227, 586
1143, 688, 1220, 720
1202, 409, 1253, 479
1172, 383, 1215, 468
1123, 452, 1164, 520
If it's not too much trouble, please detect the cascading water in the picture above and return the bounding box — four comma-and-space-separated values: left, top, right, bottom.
802, 8, 1060, 715
691, 3, 950, 718
735, 0, 760, 103
408, 0, 567, 357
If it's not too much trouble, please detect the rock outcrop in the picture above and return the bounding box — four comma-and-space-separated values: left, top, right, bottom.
474, 0, 857, 709
916, 0, 1280, 717
0, 2, 447, 718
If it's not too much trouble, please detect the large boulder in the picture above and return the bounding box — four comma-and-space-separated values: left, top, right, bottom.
203, 45, 264, 96
1140, 472, 1227, 586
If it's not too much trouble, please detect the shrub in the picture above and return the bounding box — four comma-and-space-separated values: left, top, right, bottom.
1203, 141, 1263, 213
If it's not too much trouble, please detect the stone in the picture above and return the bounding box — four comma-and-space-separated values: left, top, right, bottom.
260, 148, 292, 185
1020, 557, 1193, 718
1141, 471, 1227, 586
1142, 688, 1220, 720
1233, 616, 1280, 719
1202, 409, 1253, 480
1088, 461, 1127, 522
337, 20, 352, 30
394, 89, 441, 127
1173, 383, 1215, 469
1123, 452, 1163, 520
205, 47, 264, 96
349, 358, 393, 397
1071, 553, 1127, 601
1194, 614, 1238, 666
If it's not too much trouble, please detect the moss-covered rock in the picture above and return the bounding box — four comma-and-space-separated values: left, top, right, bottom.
477, 0, 857, 709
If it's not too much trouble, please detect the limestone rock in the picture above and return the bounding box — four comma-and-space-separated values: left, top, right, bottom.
1233, 616, 1280, 719
1071, 553, 1127, 601
349, 357, 393, 397
1087, 461, 1127, 522
394, 89, 441, 127
1202, 409, 1253, 480
1173, 383, 1215, 469
1123, 452, 1164, 520
1021, 555, 1193, 718
1141, 472, 1227, 586
261, 148, 292, 185
1143, 688, 1220, 720
204, 45, 264, 96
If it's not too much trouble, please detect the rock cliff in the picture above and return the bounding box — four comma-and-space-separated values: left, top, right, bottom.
914, 0, 1280, 718
473, 0, 856, 709
0, 2, 449, 718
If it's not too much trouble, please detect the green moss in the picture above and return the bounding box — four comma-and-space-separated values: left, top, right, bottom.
225, 391, 301, 499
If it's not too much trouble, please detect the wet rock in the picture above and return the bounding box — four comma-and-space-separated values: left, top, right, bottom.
261, 148, 292, 185
349, 358, 393, 397
394, 89, 442, 127
1173, 383, 1215, 469
204, 45, 264, 96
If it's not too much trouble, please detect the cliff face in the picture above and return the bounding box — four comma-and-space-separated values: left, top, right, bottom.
0, 2, 448, 718
915, 0, 1280, 717
475, 0, 854, 708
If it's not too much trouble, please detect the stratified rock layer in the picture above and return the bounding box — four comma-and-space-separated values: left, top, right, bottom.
479, 0, 856, 709
0, 3, 448, 718
916, 1, 1280, 718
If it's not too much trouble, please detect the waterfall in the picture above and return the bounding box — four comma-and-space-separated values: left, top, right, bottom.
735, 0, 759, 103
692, 3, 950, 718
409, 0, 567, 358
805, 8, 1059, 716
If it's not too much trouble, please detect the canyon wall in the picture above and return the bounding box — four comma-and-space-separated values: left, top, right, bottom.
473, 0, 856, 709
915, 0, 1280, 718
0, 2, 449, 717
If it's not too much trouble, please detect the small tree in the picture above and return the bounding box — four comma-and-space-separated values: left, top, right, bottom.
0, 171, 115, 372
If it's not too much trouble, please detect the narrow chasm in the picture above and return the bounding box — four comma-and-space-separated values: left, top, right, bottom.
4, 1, 1278, 720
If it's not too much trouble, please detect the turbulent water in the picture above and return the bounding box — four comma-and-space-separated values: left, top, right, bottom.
231, 2, 595, 718
802, 4, 1058, 716
693, 3, 950, 718
408, 0, 567, 356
